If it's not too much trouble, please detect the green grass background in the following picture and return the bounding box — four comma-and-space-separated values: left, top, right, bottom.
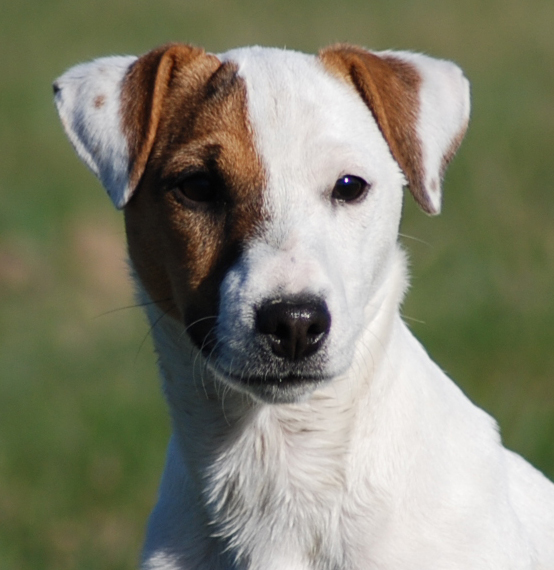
1, 0, 553, 567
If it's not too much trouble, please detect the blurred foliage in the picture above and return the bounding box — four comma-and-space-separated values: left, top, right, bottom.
0, 0, 553, 567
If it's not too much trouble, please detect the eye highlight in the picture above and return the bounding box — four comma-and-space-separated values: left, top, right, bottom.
331, 175, 370, 203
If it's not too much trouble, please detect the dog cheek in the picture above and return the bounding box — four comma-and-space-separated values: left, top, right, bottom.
159, 213, 228, 347
124, 191, 179, 320
324, 210, 393, 346
124, 186, 220, 327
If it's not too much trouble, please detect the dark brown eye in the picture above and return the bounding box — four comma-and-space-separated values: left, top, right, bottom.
174, 173, 219, 203
332, 175, 369, 203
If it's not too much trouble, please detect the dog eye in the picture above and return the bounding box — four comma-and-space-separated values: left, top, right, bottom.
173, 173, 219, 204
332, 175, 369, 203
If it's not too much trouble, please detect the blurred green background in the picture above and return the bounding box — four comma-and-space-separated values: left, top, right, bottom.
1, 0, 553, 567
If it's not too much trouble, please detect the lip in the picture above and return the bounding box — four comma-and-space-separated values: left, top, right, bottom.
228, 373, 324, 387
207, 361, 329, 389
215, 370, 330, 404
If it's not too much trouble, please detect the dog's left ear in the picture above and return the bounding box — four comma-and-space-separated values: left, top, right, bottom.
53, 55, 138, 208
320, 45, 470, 215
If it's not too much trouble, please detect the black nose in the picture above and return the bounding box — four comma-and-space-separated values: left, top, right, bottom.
256, 298, 331, 361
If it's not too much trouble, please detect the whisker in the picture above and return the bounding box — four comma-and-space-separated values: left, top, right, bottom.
176, 315, 218, 364
192, 344, 208, 398
179, 315, 219, 341
94, 297, 173, 318
398, 232, 430, 246
134, 304, 175, 362
191, 326, 224, 399
401, 313, 426, 325
199, 335, 227, 400
220, 382, 232, 427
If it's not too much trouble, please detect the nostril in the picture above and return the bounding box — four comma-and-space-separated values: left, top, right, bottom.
307, 323, 323, 337
275, 322, 290, 340
307, 312, 331, 337
256, 298, 331, 361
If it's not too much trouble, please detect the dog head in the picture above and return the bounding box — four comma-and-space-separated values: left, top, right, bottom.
54, 43, 469, 403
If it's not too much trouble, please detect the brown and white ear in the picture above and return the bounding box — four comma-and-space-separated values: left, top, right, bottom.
53, 44, 216, 208
319, 45, 470, 214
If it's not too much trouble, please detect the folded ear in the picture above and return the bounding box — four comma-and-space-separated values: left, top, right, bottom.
319, 44, 470, 215
53, 44, 217, 208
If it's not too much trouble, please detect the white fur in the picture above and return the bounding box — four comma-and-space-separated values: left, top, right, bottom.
54, 46, 554, 569
54, 56, 137, 208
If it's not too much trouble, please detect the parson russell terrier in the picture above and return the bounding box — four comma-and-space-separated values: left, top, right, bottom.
54, 43, 554, 569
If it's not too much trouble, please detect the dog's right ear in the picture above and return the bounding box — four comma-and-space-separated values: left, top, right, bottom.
53, 44, 218, 208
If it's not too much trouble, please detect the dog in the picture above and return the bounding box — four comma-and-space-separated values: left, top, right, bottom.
54, 43, 554, 569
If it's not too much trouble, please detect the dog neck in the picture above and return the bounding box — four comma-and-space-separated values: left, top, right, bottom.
140, 246, 410, 567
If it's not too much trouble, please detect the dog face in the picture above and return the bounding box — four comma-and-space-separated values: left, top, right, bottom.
54, 43, 469, 403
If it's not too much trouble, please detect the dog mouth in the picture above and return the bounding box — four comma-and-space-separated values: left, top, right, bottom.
226, 372, 324, 388
206, 360, 331, 402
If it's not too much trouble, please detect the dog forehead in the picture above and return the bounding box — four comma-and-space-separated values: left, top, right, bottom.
218, 46, 396, 184
218, 46, 326, 111
218, 46, 360, 115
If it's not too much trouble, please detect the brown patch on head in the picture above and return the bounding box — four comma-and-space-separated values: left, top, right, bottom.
93, 94, 106, 109
319, 44, 436, 214
120, 44, 218, 193
120, 44, 265, 351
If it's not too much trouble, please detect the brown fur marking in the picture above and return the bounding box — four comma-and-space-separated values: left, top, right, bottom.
93, 94, 106, 109
121, 44, 265, 351
319, 44, 437, 214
